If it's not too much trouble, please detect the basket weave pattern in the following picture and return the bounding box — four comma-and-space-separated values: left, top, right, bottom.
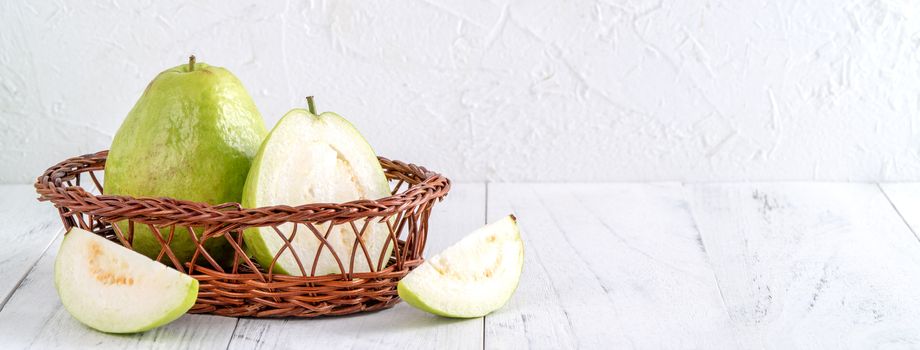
34, 151, 450, 317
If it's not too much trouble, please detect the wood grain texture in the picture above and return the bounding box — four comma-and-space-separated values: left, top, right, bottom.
689, 183, 920, 349
485, 183, 745, 349
0, 185, 68, 309
0, 234, 238, 349
227, 183, 486, 350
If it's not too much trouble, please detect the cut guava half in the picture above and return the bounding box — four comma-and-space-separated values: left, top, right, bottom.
242, 106, 392, 276
54, 227, 199, 334
398, 215, 524, 318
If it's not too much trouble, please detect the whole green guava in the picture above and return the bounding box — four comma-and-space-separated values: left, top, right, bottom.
105, 57, 267, 267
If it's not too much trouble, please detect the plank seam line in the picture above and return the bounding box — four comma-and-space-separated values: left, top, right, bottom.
482, 181, 489, 350
225, 318, 240, 350
679, 182, 737, 327
877, 183, 920, 244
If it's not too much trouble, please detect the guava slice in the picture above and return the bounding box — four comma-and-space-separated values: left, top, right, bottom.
398, 215, 523, 318
242, 104, 392, 276
54, 227, 199, 334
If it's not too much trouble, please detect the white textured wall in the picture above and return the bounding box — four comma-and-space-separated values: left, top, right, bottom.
2, 0, 919, 183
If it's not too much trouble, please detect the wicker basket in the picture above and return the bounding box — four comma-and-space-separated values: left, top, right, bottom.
34, 150, 450, 318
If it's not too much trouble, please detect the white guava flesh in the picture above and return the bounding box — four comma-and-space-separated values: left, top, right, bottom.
242, 108, 392, 276
54, 227, 199, 333
398, 215, 524, 318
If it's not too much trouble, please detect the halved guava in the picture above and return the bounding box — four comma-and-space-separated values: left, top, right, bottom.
54, 227, 199, 334
398, 215, 524, 318
241, 107, 392, 276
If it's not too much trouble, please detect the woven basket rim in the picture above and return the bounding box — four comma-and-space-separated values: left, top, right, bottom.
34, 150, 451, 227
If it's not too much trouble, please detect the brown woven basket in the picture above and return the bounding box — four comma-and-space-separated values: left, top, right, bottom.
34, 150, 450, 318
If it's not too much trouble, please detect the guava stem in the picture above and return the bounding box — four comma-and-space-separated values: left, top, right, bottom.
306, 96, 317, 114
188, 55, 196, 71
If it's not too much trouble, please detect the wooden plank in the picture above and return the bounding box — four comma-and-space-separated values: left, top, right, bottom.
228, 183, 486, 349
688, 183, 920, 348
485, 183, 745, 349
0, 184, 67, 309
880, 183, 920, 242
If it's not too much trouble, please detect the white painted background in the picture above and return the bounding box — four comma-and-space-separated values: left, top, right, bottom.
2, 0, 919, 183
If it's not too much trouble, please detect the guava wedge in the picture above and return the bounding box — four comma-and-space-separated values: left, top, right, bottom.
242, 97, 392, 276
105, 56, 267, 267
398, 215, 523, 318
54, 227, 199, 334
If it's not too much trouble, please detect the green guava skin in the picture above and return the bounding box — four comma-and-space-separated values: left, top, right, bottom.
397, 281, 457, 318
104, 61, 267, 267
137, 278, 199, 333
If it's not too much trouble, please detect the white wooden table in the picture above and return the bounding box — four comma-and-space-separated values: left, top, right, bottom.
2, 182, 920, 349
